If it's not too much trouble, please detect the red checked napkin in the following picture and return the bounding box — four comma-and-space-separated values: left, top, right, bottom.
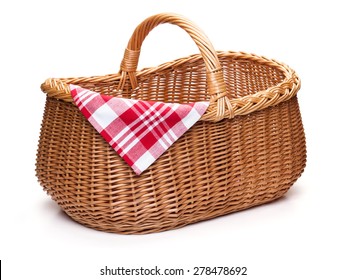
70, 85, 209, 175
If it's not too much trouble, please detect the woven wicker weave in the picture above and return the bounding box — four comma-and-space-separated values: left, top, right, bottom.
36, 13, 306, 234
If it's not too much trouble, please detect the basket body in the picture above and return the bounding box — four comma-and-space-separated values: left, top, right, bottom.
36, 52, 306, 234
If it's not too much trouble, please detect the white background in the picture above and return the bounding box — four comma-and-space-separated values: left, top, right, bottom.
1, 0, 344, 279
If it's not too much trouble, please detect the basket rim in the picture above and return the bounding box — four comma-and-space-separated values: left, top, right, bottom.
41, 50, 300, 121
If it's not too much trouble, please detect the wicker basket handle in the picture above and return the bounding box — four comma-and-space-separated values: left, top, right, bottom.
118, 13, 234, 120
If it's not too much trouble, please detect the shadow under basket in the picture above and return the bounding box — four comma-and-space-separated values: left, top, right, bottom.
36, 13, 306, 234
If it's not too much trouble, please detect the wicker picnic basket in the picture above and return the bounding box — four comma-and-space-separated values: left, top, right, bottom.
36, 13, 306, 234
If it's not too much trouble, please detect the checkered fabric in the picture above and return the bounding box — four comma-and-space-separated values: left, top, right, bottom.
70, 85, 209, 175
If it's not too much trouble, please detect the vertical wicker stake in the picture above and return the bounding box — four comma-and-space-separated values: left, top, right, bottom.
37, 13, 306, 234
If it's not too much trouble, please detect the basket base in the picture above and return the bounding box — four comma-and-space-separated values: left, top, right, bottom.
65, 186, 291, 234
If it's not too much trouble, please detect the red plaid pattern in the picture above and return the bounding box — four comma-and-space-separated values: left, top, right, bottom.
70, 85, 209, 175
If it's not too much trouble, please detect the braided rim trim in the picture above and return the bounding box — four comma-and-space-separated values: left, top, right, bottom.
41, 51, 300, 122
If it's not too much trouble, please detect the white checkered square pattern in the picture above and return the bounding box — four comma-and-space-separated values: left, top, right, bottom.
70, 84, 209, 175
